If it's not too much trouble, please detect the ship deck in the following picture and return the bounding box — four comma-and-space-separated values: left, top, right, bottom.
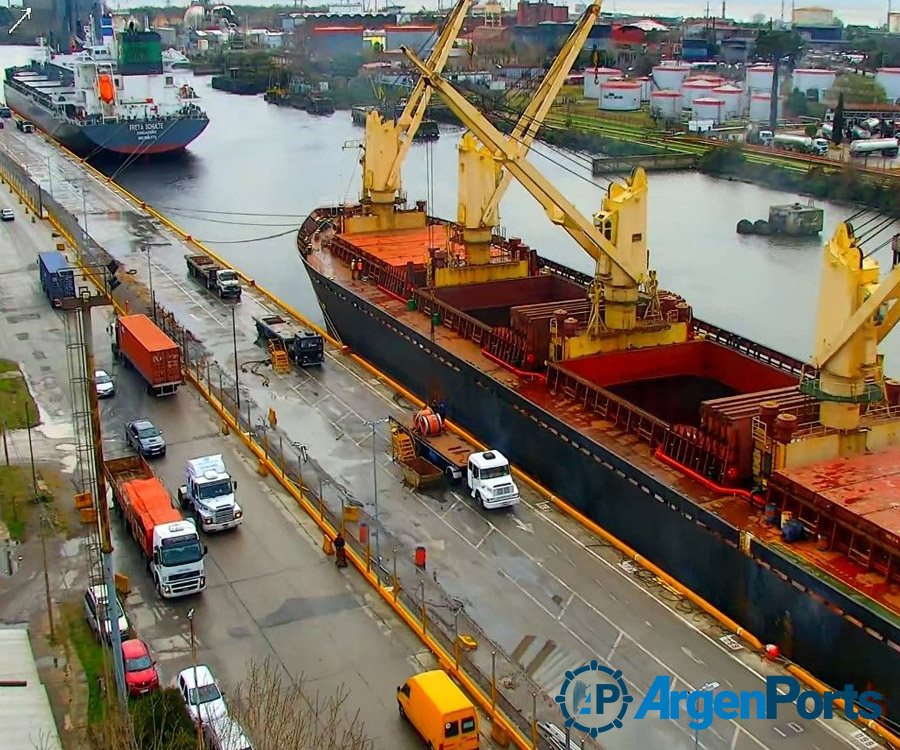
307, 230, 900, 619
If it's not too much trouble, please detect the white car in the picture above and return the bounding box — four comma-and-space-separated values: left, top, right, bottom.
1, 208, 14, 222
83, 584, 130, 644
94, 369, 115, 398
176, 665, 229, 726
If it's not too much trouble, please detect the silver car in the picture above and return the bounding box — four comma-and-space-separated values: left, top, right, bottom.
83, 584, 130, 644
125, 419, 166, 457
95, 370, 115, 398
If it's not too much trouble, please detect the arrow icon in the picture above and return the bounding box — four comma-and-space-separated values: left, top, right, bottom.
9, 8, 32, 35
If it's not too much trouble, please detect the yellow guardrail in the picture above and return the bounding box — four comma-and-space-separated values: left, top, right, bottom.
7, 135, 900, 750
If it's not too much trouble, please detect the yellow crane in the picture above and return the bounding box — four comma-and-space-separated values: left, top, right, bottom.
453, 3, 602, 278
349, 0, 472, 234
402, 46, 688, 356
800, 221, 900, 453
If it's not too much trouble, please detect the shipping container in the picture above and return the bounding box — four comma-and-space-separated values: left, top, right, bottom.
113, 314, 183, 396
37, 251, 75, 307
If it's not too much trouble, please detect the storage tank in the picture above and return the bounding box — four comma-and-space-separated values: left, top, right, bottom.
681, 79, 718, 109
875, 68, 900, 103
712, 84, 743, 118
650, 89, 681, 118
792, 68, 836, 99
686, 74, 725, 87
652, 63, 690, 91
746, 65, 775, 92
599, 80, 641, 111
636, 76, 652, 101
583, 67, 622, 98
749, 92, 781, 122
692, 97, 725, 124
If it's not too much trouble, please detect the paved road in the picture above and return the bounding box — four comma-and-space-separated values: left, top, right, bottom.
0, 125, 886, 750
0, 187, 430, 749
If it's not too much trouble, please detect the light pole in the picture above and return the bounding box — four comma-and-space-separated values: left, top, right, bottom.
231, 307, 240, 413
187, 608, 202, 749
45, 154, 53, 199
365, 418, 389, 571
141, 245, 155, 321
81, 181, 89, 245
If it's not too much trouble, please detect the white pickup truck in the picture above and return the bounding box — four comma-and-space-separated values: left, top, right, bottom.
178, 455, 243, 532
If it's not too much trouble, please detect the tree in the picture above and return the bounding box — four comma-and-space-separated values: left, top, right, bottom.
755, 30, 803, 130
832, 92, 845, 146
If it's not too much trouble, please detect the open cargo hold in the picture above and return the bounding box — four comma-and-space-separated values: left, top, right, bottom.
37, 250, 75, 307
115, 314, 183, 396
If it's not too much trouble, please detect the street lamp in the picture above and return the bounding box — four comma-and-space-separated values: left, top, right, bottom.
45, 154, 53, 199
187, 608, 202, 749
365, 418, 389, 572
141, 244, 155, 321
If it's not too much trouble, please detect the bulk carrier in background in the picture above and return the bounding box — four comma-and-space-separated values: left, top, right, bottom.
298, 0, 900, 725
3, 14, 208, 157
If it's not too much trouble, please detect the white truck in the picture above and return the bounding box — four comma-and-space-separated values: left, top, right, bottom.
178, 455, 243, 532
773, 133, 828, 156
849, 137, 899, 158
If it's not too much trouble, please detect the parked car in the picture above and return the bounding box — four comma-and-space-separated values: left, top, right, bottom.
125, 419, 166, 457
1, 208, 14, 222
95, 369, 115, 398
176, 665, 229, 726
83, 584, 130, 644
121, 638, 160, 697
204, 715, 255, 750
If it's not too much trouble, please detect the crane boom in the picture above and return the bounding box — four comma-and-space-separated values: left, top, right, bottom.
402, 46, 646, 285
479, 3, 601, 226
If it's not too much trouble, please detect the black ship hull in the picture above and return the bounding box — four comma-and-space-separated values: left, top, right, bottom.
302, 256, 900, 719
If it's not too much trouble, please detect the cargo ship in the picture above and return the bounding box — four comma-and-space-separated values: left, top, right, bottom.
297, 2, 900, 725
3, 19, 208, 157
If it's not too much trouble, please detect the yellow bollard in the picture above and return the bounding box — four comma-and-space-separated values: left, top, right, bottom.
322, 535, 334, 555
221, 421, 230, 436
268, 407, 277, 428
490, 721, 510, 747
257, 457, 268, 477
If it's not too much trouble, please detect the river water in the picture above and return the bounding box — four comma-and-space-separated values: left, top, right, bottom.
3, 45, 899, 367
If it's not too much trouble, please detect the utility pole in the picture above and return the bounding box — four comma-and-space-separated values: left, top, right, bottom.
26, 401, 54, 641
231, 307, 240, 412
60, 282, 126, 711
366, 418, 389, 571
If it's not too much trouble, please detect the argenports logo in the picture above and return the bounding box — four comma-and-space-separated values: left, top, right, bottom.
557, 661, 884, 734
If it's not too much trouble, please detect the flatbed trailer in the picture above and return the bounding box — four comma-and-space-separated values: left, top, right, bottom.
253, 315, 324, 367
389, 415, 471, 482
185, 254, 242, 298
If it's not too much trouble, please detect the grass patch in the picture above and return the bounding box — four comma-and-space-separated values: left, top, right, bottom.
0, 359, 39, 429
0, 465, 37, 541
61, 601, 112, 725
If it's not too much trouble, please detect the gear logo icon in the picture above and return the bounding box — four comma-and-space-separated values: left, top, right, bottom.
555, 660, 633, 736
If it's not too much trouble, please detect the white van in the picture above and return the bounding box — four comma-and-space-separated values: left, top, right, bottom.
204, 715, 254, 750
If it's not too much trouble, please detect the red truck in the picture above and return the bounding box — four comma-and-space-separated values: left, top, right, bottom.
112, 314, 183, 396
105, 456, 206, 598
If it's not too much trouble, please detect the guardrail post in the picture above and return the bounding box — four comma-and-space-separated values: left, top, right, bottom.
531, 692, 538, 749
392, 549, 399, 602
491, 650, 497, 710
454, 607, 460, 669
419, 579, 426, 635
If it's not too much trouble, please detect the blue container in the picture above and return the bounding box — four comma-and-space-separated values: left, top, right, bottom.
764, 503, 778, 525
781, 519, 805, 543
37, 251, 75, 307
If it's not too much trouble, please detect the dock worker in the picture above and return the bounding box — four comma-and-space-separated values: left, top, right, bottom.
334, 533, 348, 568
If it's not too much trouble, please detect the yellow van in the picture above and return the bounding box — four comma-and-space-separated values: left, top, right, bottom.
397, 670, 480, 749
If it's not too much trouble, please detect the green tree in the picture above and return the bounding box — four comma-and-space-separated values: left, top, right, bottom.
755, 30, 803, 130
832, 92, 845, 146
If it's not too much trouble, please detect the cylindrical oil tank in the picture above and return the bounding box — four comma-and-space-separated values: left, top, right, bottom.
583, 66, 622, 98
875, 68, 900, 103
681, 79, 718, 109
650, 89, 681, 118
791, 68, 836, 99
692, 96, 725, 124
749, 92, 780, 122
599, 80, 641, 111
686, 74, 725, 87
746, 65, 775, 92
652, 63, 690, 91
712, 84, 743, 117
636, 76, 652, 101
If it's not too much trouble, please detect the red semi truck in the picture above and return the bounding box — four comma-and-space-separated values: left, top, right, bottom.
105, 455, 206, 598
112, 314, 183, 396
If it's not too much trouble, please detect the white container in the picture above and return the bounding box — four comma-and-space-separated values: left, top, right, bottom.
876, 68, 900, 103
792, 68, 835, 99
749, 92, 781, 122
712, 84, 743, 118
650, 89, 681, 118
746, 65, 775, 92
652, 64, 691, 91
681, 79, 718, 109
599, 80, 641, 111
583, 67, 622, 98
637, 76, 652, 101
685, 74, 725, 87
692, 96, 725, 124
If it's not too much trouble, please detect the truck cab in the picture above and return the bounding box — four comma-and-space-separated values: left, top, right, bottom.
467, 451, 520, 509
152, 521, 207, 597
214, 268, 241, 298
758, 130, 774, 147
293, 329, 324, 366
811, 138, 829, 156
178, 455, 243, 532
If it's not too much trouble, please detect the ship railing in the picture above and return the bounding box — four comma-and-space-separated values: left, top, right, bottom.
693, 318, 805, 377
537, 256, 594, 286
411, 288, 493, 344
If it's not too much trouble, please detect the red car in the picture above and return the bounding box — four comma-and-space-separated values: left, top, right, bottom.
121, 638, 160, 697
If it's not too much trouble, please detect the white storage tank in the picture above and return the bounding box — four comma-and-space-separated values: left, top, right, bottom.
875, 68, 900, 103
583, 67, 622, 98
681, 79, 718, 109
792, 68, 836, 99
636, 76, 652, 101
652, 63, 691, 91
599, 80, 641, 111
686, 74, 725, 87
712, 84, 743, 118
746, 65, 775, 92
650, 89, 681, 118
749, 92, 781, 122
692, 97, 725, 124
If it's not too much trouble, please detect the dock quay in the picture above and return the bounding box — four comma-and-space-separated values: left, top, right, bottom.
0, 124, 891, 749
592, 152, 698, 175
